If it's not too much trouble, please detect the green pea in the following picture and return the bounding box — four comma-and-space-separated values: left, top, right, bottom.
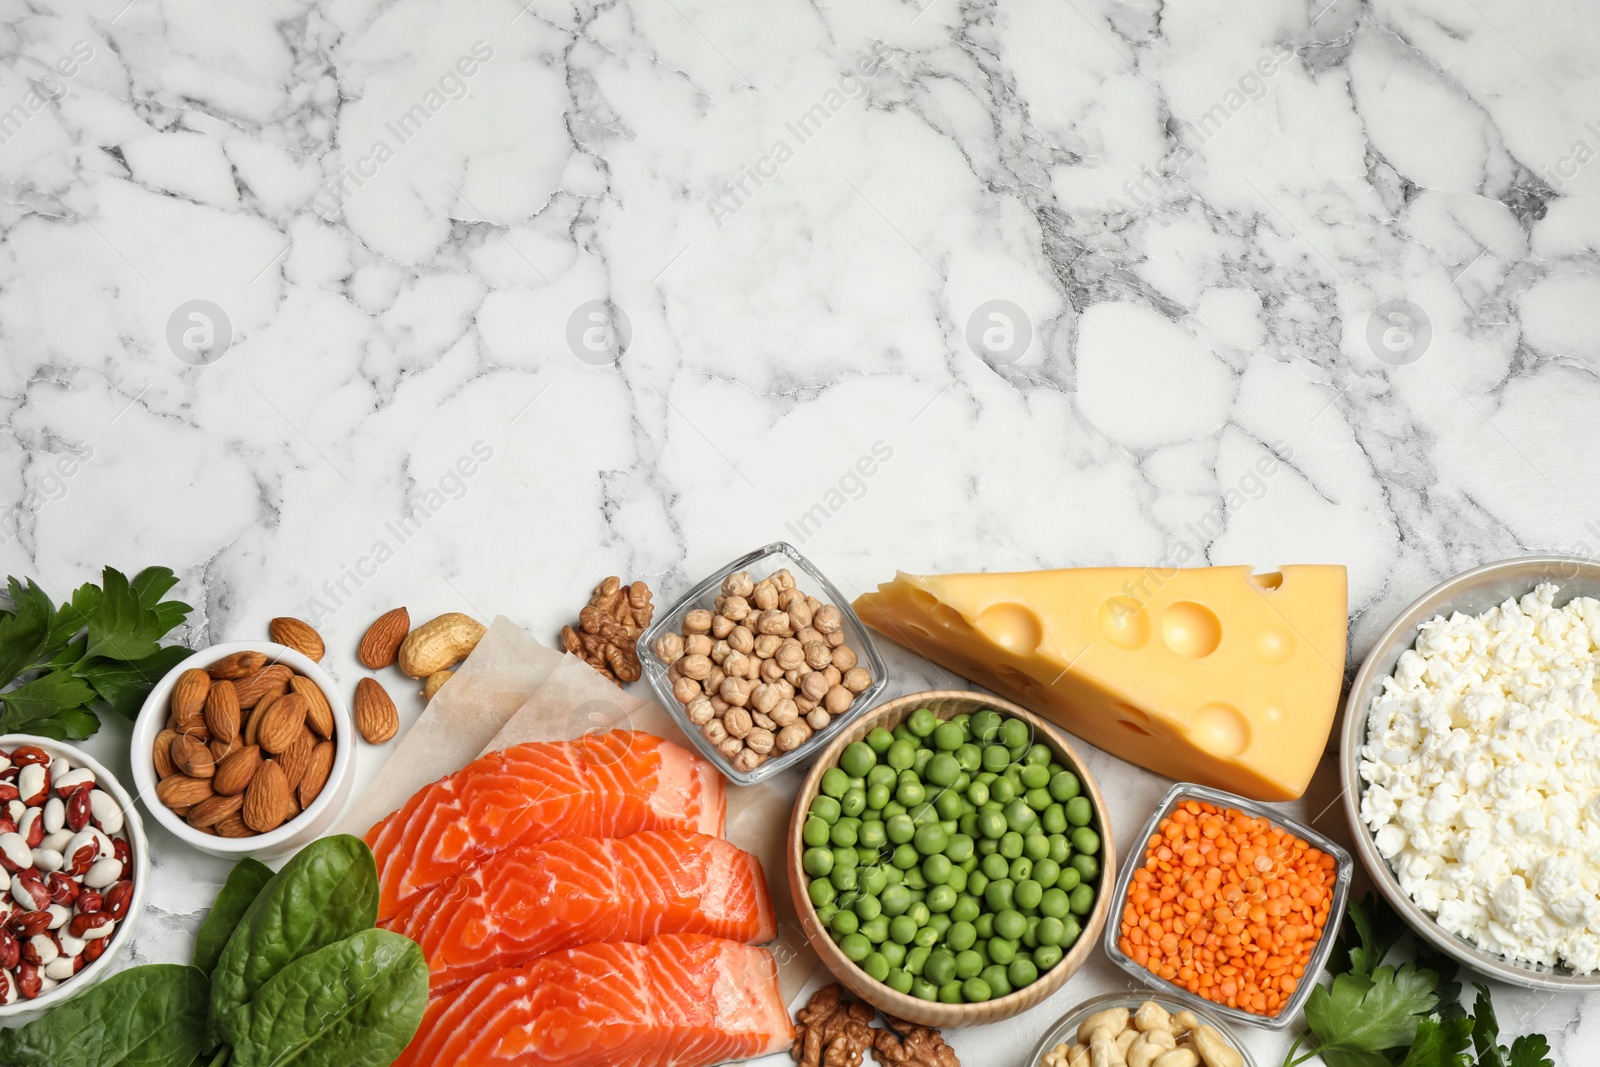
1022, 915, 1040, 949
1048, 770, 1081, 802
934, 789, 963, 821
956, 743, 983, 772
840, 742, 877, 778
809, 879, 836, 907
810, 795, 841, 824
911, 978, 939, 1001
907, 902, 931, 928
1048, 834, 1072, 865
1070, 854, 1099, 883
891, 779, 921, 807
1060, 915, 1081, 948
1066, 796, 1093, 827
1008, 958, 1039, 988
981, 745, 1010, 773
893, 723, 917, 744
821, 767, 850, 798
990, 776, 1016, 804
1023, 834, 1050, 863
944, 919, 975, 952
984, 879, 1015, 912
1033, 858, 1060, 888
981, 853, 1008, 881
963, 977, 993, 1002
867, 914, 893, 943
954, 771, 972, 794
886, 813, 915, 845
903, 867, 927, 891
866, 727, 896, 754
933, 721, 965, 752
969, 710, 1002, 742
993, 909, 1027, 940
1014, 879, 1043, 911
968, 868, 991, 896
855, 894, 883, 921
1042, 803, 1068, 834
881, 940, 907, 967
831, 866, 858, 893
881, 885, 911, 916
926, 885, 957, 914
802, 847, 833, 877
884, 866, 904, 885
907, 708, 937, 737
816, 903, 837, 927
1004, 799, 1037, 833
947, 866, 968, 894
1000, 717, 1030, 749
1007, 856, 1032, 883
951, 894, 981, 923
1071, 826, 1101, 855
864, 952, 891, 982
966, 779, 990, 808
886, 739, 917, 771
1033, 943, 1064, 970
841, 788, 867, 818
925, 950, 957, 985
1036, 916, 1065, 946
832, 908, 860, 936
912, 748, 934, 776
884, 801, 907, 819
906, 945, 931, 975
803, 816, 830, 847
958, 812, 978, 837
1068, 884, 1095, 916
1057, 866, 1081, 891
999, 832, 1024, 860
929, 912, 952, 936
832, 845, 859, 869
987, 937, 1017, 965
830, 821, 857, 848
889, 915, 918, 944
922, 853, 952, 885
887, 968, 913, 994
1040, 887, 1070, 919
938, 980, 965, 1004
858, 820, 888, 850
891, 844, 918, 870
1024, 742, 1052, 765
1019, 762, 1050, 789
974, 913, 995, 938
908, 800, 938, 826
976, 809, 1007, 841
861, 809, 882, 824
940, 831, 972, 863
914, 824, 949, 856
1025, 787, 1053, 812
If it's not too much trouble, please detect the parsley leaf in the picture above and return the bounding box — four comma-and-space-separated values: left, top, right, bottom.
1416, 941, 1465, 1020
1331, 892, 1408, 977
1474, 985, 1556, 1067
1303, 964, 1440, 1061
0, 565, 191, 739
1507, 1035, 1555, 1067
1399, 1016, 1475, 1067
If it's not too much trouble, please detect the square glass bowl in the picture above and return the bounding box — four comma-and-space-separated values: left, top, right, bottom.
636, 542, 888, 786
1102, 782, 1353, 1030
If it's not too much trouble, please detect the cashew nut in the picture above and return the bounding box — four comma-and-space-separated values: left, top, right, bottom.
1151, 1050, 1198, 1067
1190, 1026, 1243, 1067
1133, 1000, 1171, 1033
1089, 1029, 1122, 1067
1127, 1035, 1161, 1067
1115, 1029, 1140, 1056
1077, 1008, 1130, 1045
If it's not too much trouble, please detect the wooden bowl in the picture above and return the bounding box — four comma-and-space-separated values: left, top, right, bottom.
787, 690, 1116, 1027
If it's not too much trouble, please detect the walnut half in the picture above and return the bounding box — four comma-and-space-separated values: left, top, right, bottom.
559, 576, 653, 685
793, 985, 876, 1067
872, 1017, 960, 1067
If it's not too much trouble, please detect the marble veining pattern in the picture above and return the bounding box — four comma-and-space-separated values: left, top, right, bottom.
2, 0, 1600, 1061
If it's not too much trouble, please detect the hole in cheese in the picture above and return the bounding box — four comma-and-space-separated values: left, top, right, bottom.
1255, 627, 1294, 663
1119, 718, 1152, 736
1113, 702, 1153, 726
932, 605, 971, 631
975, 602, 1044, 654
1190, 702, 1250, 757
1097, 597, 1150, 649
1250, 570, 1284, 591
1162, 601, 1222, 658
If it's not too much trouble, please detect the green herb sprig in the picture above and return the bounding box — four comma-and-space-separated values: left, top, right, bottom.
0, 565, 194, 738
0, 836, 428, 1067
1282, 894, 1554, 1067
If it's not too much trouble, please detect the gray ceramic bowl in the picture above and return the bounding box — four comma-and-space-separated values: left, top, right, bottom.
1339, 555, 1600, 990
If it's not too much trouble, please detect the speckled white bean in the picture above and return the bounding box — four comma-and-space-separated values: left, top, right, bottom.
31, 849, 62, 874
27, 935, 58, 965
17, 765, 47, 805
47, 757, 69, 780
43, 958, 74, 981
57, 933, 84, 957
81, 919, 114, 940
83, 858, 121, 889
10, 880, 38, 911
39, 829, 71, 855
45, 904, 69, 929
0, 834, 31, 871
54, 769, 95, 793
87, 790, 122, 835
6, 800, 22, 823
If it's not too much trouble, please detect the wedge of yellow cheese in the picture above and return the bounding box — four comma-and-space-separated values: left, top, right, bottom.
853, 565, 1347, 801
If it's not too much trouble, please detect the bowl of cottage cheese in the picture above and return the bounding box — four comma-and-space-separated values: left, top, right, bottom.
1340, 555, 1600, 990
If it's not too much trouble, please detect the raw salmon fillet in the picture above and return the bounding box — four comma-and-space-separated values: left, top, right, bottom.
384, 830, 776, 993
393, 934, 793, 1067
366, 731, 724, 921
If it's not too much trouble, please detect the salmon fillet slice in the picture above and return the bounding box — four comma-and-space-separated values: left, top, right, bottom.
383, 830, 776, 994
365, 731, 725, 922
393, 934, 794, 1067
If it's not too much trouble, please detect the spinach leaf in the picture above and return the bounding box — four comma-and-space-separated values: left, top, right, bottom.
0, 963, 209, 1067
229, 928, 427, 1067
209, 836, 378, 1046
193, 857, 275, 977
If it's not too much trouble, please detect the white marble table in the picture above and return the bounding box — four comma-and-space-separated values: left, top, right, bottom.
5, 0, 1600, 1062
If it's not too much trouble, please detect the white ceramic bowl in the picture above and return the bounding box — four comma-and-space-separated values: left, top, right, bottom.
131, 642, 356, 860
0, 735, 150, 1022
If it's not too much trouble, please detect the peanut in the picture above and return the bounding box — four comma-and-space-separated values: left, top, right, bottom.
397, 613, 485, 678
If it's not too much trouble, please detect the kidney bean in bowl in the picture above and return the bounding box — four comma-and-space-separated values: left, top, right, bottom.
0, 735, 148, 1019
